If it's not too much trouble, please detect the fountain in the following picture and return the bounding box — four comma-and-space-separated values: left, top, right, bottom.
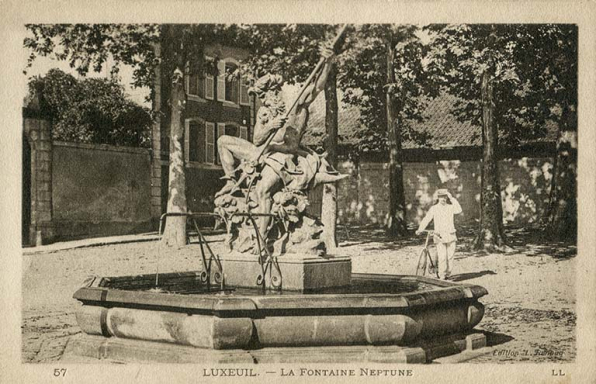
63, 28, 488, 363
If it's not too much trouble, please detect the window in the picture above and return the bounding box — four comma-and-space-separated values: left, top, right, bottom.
216, 58, 249, 106
184, 119, 248, 166
225, 124, 238, 137
188, 121, 201, 162
185, 119, 206, 163
225, 63, 239, 104
186, 59, 214, 100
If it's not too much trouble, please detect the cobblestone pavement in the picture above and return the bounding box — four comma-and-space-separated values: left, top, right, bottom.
21, 227, 576, 363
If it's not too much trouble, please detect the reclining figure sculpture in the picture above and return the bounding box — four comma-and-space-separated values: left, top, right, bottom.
214, 33, 348, 257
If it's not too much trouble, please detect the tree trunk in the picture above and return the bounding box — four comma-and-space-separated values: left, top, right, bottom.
161, 26, 188, 247
544, 104, 577, 241
321, 64, 339, 251
385, 42, 408, 238
473, 70, 508, 251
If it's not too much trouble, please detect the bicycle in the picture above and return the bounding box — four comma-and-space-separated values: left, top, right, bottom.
414, 230, 440, 278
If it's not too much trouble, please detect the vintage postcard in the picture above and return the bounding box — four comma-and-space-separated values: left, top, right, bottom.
1, 1, 595, 383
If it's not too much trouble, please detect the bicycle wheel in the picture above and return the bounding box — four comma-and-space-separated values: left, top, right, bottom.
415, 248, 428, 276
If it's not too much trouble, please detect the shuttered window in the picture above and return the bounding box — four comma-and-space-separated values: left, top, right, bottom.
185, 62, 204, 98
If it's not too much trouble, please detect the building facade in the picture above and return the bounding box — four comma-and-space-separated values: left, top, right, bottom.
151, 44, 257, 226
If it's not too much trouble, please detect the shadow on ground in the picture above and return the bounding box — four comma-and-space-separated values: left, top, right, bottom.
449, 270, 497, 282
482, 331, 515, 347
339, 225, 577, 260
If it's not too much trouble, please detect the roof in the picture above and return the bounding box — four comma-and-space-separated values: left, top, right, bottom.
301, 91, 558, 150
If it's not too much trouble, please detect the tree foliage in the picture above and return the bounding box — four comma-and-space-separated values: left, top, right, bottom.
25, 24, 160, 90
241, 24, 337, 85
338, 24, 435, 153
424, 24, 578, 247
28, 68, 152, 147
425, 24, 575, 146
24, 24, 250, 97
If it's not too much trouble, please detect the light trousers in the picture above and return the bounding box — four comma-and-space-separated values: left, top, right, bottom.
436, 241, 456, 279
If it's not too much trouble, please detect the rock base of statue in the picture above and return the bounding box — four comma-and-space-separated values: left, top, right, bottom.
219, 251, 352, 291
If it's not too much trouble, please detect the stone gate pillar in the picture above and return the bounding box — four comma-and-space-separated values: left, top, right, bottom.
23, 91, 54, 245
150, 42, 164, 230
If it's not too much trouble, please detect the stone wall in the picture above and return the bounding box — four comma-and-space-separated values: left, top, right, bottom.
51, 141, 152, 240
308, 156, 554, 228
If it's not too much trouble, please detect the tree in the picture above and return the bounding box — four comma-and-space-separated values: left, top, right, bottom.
425, 24, 578, 250
242, 24, 344, 251
339, 25, 432, 238
322, 64, 339, 250
517, 25, 577, 241
28, 68, 152, 147
24, 24, 246, 247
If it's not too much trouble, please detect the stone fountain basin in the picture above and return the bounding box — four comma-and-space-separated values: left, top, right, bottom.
73, 272, 487, 351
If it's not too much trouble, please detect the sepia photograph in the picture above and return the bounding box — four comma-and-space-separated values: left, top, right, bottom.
2, 1, 595, 383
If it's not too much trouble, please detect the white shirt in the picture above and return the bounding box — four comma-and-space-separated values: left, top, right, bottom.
417, 199, 462, 241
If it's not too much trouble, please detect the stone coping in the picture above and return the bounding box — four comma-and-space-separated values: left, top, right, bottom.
222, 251, 352, 264
73, 272, 488, 316
53, 140, 150, 155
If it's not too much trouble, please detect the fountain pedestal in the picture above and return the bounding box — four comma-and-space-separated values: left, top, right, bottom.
220, 252, 352, 291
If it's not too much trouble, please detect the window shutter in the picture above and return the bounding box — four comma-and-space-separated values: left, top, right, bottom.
205, 76, 214, 100
216, 123, 226, 164
240, 76, 249, 105
184, 120, 190, 163
205, 122, 215, 164
216, 60, 226, 101
240, 126, 248, 140
217, 123, 226, 138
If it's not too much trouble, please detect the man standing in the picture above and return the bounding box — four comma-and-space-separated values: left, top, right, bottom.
415, 189, 463, 280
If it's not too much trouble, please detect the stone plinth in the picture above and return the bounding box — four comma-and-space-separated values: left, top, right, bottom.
219, 252, 352, 291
